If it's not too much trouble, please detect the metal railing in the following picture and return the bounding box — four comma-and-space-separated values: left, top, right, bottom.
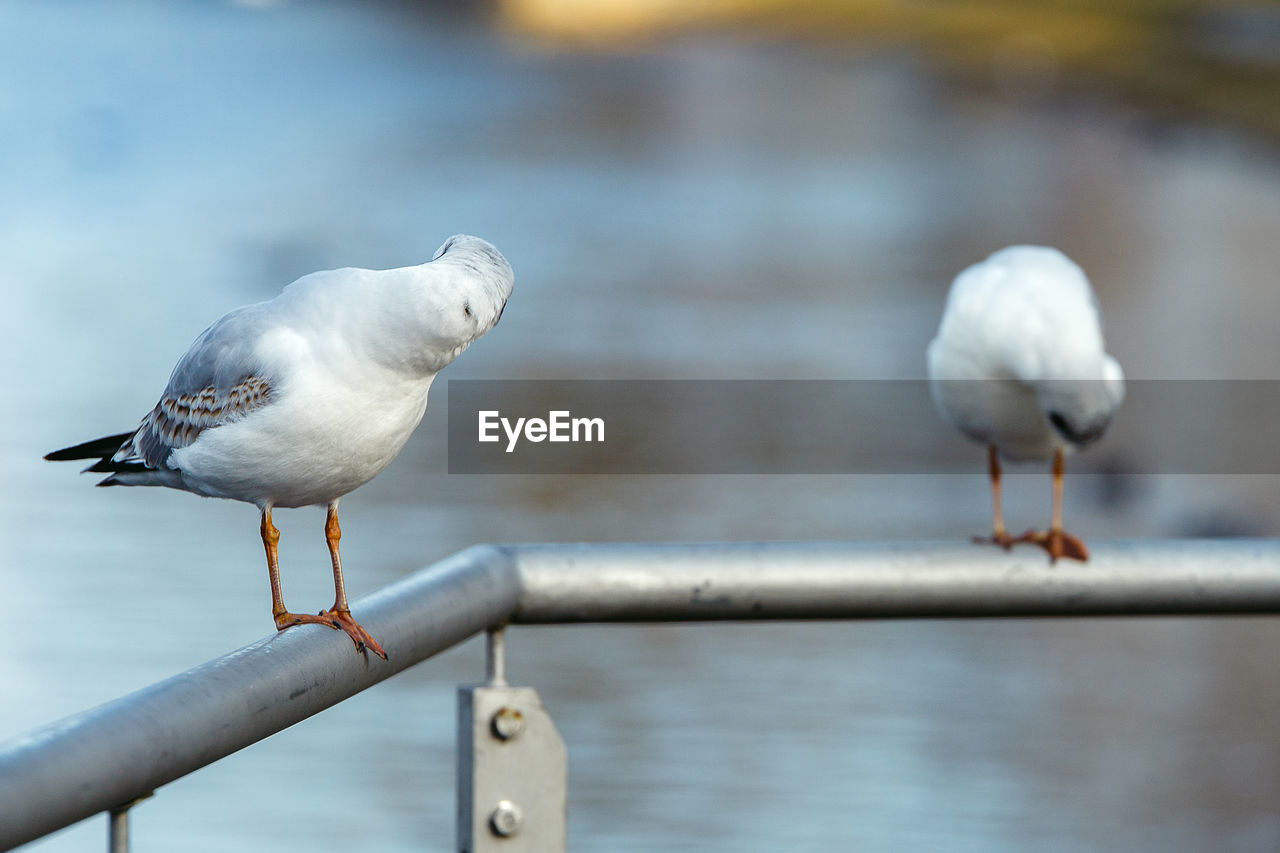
3, 539, 1280, 850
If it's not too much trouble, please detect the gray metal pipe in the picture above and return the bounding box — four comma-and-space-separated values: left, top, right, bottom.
4, 539, 1280, 850
512, 539, 1280, 622
0, 545, 520, 851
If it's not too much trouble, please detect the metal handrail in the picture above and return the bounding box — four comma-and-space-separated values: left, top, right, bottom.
4, 539, 1280, 849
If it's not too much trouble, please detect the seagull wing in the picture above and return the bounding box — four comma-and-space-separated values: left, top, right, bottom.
124, 305, 279, 470
46, 304, 280, 482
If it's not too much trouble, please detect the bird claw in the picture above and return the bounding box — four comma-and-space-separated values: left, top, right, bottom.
274, 609, 388, 660
1016, 528, 1089, 563
971, 531, 1020, 551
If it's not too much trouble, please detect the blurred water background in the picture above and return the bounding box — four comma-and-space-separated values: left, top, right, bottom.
4, 1, 1280, 850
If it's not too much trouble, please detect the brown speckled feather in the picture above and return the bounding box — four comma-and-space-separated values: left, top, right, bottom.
133, 375, 273, 468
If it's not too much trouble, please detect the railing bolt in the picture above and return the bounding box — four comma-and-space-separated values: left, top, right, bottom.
490, 706, 525, 740
489, 800, 524, 837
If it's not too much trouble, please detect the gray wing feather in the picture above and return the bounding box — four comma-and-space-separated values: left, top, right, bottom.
119, 304, 278, 469
162, 304, 277, 395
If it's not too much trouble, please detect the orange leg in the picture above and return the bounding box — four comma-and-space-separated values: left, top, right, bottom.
319, 501, 387, 660
973, 445, 1020, 550
260, 504, 387, 660
1017, 447, 1089, 563
262, 506, 290, 623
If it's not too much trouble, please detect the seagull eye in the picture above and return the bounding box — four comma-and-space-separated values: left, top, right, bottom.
1048, 411, 1070, 436
463, 302, 473, 319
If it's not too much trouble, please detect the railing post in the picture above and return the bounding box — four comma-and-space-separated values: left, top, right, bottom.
107, 795, 149, 853
108, 807, 128, 853
457, 628, 567, 852
485, 625, 507, 687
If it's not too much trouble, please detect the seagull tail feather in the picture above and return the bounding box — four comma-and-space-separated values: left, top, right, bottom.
44, 432, 134, 463
95, 468, 184, 489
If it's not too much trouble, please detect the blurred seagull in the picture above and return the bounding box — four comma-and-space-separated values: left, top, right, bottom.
927, 246, 1123, 562
46, 235, 514, 658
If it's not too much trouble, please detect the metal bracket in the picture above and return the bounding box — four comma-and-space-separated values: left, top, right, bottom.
457, 630, 566, 853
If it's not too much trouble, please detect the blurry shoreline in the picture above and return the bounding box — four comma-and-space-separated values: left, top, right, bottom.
499, 0, 1280, 145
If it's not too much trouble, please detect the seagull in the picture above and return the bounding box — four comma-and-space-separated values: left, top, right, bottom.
46, 234, 514, 659
927, 245, 1124, 562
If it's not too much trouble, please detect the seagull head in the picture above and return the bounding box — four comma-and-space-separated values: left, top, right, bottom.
400, 234, 515, 373
1035, 356, 1125, 449
430, 234, 513, 325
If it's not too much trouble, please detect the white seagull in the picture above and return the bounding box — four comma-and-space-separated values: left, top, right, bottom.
46, 235, 514, 658
927, 245, 1123, 562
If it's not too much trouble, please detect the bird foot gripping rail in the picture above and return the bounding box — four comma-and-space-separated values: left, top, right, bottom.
4, 539, 1280, 852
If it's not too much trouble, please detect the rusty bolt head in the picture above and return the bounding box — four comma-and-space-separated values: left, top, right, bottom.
490, 706, 525, 740
489, 800, 524, 837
